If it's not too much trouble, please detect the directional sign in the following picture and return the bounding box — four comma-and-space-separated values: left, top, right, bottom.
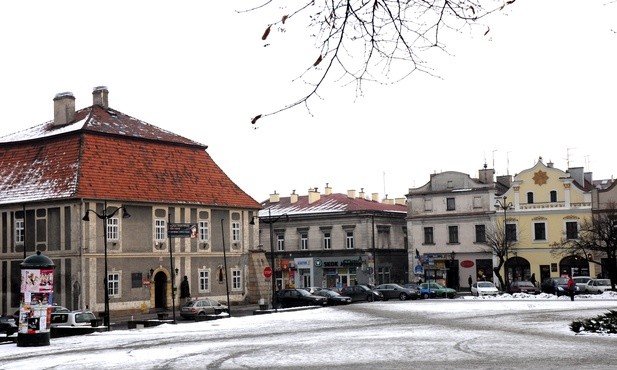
263, 266, 273, 278
167, 223, 198, 238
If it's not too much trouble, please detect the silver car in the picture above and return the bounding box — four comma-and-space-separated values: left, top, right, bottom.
180, 298, 228, 319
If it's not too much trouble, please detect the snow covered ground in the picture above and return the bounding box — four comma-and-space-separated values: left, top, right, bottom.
1, 292, 616, 369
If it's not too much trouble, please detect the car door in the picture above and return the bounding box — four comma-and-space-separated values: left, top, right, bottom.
377, 285, 394, 299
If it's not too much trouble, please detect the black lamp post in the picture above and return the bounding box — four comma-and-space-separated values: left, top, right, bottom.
82, 201, 130, 330
494, 196, 513, 287
250, 209, 288, 311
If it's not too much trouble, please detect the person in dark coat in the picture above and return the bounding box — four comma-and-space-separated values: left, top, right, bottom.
529, 273, 537, 287
468, 275, 473, 291
567, 275, 576, 301
180, 276, 190, 301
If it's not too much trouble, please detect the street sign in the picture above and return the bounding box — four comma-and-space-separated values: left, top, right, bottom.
414, 265, 424, 275
263, 266, 273, 278
167, 223, 198, 238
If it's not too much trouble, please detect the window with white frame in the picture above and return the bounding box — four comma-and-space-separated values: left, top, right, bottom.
108, 272, 121, 297
15, 219, 24, 245
198, 269, 210, 292
323, 232, 331, 249
107, 217, 119, 240
199, 220, 209, 241
232, 221, 241, 242
277, 233, 285, 251
300, 233, 308, 250
346, 231, 354, 249
155, 219, 166, 240
534, 222, 546, 240
231, 269, 242, 291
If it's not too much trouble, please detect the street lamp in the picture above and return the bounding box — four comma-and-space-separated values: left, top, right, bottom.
250, 209, 288, 311
494, 196, 513, 287
82, 201, 130, 330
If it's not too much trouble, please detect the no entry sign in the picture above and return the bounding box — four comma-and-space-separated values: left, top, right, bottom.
263, 266, 273, 278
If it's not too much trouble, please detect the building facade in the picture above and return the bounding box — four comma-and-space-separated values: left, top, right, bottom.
0, 88, 263, 318
256, 186, 408, 296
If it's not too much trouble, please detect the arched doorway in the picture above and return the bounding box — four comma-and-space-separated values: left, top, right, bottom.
154, 271, 168, 310
559, 255, 589, 277
505, 256, 531, 283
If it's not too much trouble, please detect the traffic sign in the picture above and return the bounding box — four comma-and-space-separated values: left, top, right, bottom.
263, 266, 273, 278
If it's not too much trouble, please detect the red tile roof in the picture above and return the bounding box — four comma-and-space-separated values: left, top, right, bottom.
260, 193, 407, 217
0, 105, 260, 209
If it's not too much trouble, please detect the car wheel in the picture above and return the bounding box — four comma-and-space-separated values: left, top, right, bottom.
214, 309, 222, 315
367, 294, 374, 302
399, 293, 407, 301
422, 293, 430, 299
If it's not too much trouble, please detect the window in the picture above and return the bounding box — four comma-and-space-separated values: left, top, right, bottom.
448, 226, 459, 244
534, 222, 546, 240
199, 269, 210, 292
231, 269, 242, 291
107, 217, 119, 240
446, 197, 456, 211
566, 221, 578, 240
155, 219, 166, 240
277, 234, 285, 251
346, 231, 355, 249
15, 219, 24, 245
199, 221, 209, 241
377, 267, 391, 285
300, 233, 308, 250
232, 221, 241, 242
377, 226, 390, 248
550, 190, 557, 202
108, 272, 120, 297
475, 224, 486, 243
323, 232, 331, 249
527, 192, 534, 204
424, 199, 432, 211
506, 224, 517, 242
473, 196, 482, 209
423, 227, 434, 244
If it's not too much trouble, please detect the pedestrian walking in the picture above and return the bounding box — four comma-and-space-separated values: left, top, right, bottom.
468, 275, 473, 291
567, 275, 576, 301
180, 276, 190, 302
529, 273, 537, 287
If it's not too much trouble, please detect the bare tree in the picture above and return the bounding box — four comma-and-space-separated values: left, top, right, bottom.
551, 208, 617, 290
481, 220, 517, 291
247, 0, 516, 125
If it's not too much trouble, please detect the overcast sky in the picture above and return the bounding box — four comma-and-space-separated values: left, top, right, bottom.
0, 1, 615, 202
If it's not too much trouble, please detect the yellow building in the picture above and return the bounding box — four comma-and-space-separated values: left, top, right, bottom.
497, 157, 594, 285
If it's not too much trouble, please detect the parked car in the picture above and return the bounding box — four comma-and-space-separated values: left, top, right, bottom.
583, 279, 613, 294
374, 283, 420, 301
50, 310, 98, 328
507, 280, 541, 295
300, 287, 325, 294
540, 277, 580, 296
419, 282, 456, 299
180, 298, 228, 319
573, 276, 593, 292
313, 289, 352, 305
51, 305, 71, 314
471, 281, 499, 297
340, 285, 384, 302
275, 288, 328, 308
0, 314, 18, 336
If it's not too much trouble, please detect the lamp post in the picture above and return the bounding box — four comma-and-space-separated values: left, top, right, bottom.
250, 208, 288, 311
494, 196, 513, 288
82, 201, 130, 331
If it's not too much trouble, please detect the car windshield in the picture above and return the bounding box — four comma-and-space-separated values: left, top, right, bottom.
75, 312, 96, 323
477, 282, 495, 288
555, 278, 568, 284
297, 289, 312, 296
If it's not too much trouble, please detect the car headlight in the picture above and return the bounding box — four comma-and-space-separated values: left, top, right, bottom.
557, 287, 564, 291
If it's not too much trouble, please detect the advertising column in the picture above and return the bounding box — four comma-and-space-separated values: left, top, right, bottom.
17, 251, 55, 347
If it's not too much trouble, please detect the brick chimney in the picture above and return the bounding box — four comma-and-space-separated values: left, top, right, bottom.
92, 86, 109, 108
53, 92, 75, 126
308, 188, 320, 204
347, 189, 356, 199
290, 190, 298, 204
478, 164, 495, 184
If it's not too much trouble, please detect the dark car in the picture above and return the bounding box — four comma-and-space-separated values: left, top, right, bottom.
313, 289, 352, 305
0, 314, 18, 336
276, 288, 328, 308
340, 285, 384, 302
541, 277, 580, 296
374, 283, 420, 301
507, 280, 541, 295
